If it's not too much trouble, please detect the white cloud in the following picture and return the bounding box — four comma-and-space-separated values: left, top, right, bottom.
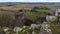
0, 0, 60, 2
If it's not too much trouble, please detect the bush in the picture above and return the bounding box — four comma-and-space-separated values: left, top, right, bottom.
50, 22, 60, 34
0, 13, 14, 26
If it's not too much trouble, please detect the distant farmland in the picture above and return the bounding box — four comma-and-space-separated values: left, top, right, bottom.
0, 3, 59, 12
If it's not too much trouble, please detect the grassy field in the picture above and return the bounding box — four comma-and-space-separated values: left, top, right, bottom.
0, 4, 60, 34
0, 4, 59, 10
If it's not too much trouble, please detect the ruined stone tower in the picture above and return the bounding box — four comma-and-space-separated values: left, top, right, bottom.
14, 9, 26, 27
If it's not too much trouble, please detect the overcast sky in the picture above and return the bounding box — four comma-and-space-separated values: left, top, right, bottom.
0, 0, 60, 2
